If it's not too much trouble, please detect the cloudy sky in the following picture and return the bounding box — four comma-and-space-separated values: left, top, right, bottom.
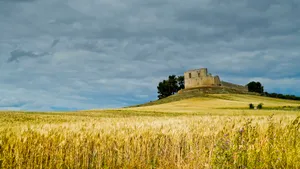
1, 0, 300, 111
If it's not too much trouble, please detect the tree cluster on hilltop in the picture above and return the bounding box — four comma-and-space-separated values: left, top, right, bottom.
263, 92, 300, 100
246, 81, 264, 94
247, 81, 300, 100
157, 75, 184, 99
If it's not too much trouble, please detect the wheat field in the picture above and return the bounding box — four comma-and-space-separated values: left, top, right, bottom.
0, 94, 300, 168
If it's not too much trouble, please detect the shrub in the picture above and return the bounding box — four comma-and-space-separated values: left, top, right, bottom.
257, 103, 263, 109
249, 103, 255, 109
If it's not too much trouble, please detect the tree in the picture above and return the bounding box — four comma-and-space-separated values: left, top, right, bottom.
177, 76, 185, 90
247, 82, 300, 101
157, 80, 171, 99
157, 75, 185, 99
247, 81, 264, 94
168, 75, 178, 95
263, 92, 300, 100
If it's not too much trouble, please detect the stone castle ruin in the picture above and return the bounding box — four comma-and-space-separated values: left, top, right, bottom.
184, 68, 221, 89
183, 68, 248, 92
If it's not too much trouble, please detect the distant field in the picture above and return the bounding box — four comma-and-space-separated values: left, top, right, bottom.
0, 94, 300, 168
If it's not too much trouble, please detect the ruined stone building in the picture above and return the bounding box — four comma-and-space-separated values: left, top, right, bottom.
184, 68, 221, 89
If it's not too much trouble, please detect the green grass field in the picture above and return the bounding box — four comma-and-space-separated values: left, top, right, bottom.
0, 94, 300, 168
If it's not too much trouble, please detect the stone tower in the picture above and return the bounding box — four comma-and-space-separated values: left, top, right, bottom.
184, 68, 221, 89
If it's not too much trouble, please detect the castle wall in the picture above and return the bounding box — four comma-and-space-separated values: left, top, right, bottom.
214, 76, 221, 85
184, 68, 221, 89
221, 81, 248, 92
200, 68, 207, 77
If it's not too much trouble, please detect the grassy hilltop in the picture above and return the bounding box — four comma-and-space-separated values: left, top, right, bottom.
0, 93, 300, 168
126, 93, 300, 113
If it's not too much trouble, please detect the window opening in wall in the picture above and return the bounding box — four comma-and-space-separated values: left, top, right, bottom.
189, 73, 191, 78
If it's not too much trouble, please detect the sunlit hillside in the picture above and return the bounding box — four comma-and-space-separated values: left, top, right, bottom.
125, 94, 300, 113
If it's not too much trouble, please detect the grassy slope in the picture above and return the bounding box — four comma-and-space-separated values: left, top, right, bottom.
125, 94, 300, 113
128, 86, 252, 108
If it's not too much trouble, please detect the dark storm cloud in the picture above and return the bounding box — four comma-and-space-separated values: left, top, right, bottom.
7, 49, 49, 62
50, 39, 60, 48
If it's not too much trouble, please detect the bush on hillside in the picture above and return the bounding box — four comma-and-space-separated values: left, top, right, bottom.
257, 103, 263, 109
249, 103, 255, 109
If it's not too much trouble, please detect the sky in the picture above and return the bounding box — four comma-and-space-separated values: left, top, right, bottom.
0, 0, 300, 111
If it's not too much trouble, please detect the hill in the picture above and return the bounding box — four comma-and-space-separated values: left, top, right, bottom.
129, 86, 254, 108
126, 92, 300, 113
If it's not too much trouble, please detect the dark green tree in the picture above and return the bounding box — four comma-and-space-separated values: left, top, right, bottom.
177, 76, 185, 90
157, 75, 185, 99
157, 80, 171, 99
263, 92, 300, 100
247, 81, 264, 94
168, 75, 178, 95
